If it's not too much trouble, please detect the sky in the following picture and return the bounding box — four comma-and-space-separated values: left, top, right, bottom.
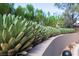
14, 3, 65, 16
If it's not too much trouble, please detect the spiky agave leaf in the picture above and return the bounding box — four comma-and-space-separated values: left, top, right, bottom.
2, 29, 7, 43
20, 37, 35, 51
14, 33, 34, 52
14, 31, 25, 45
8, 37, 16, 49
1, 43, 9, 55
3, 14, 7, 29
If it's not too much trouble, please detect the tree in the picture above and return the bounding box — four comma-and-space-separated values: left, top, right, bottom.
25, 4, 34, 20
54, 3, 78, 28
44, 16, 58, 27
0, 3, 14, 15
57, 16, 64, 28
15, 6, 25, 16
35, 9, 45, 24
9, 3, 15, 14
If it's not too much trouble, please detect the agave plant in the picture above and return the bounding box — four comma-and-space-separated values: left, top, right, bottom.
0, 14, 39, 55
0, 14, 75, 56
0, 14, 44, 55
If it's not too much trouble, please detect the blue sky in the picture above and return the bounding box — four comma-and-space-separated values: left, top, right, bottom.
14, 3, 65, 16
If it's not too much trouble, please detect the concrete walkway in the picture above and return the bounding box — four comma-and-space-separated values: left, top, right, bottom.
27, 32, 79, 56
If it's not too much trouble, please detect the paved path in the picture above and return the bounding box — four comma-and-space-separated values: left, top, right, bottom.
43, 32, 79, 56
27, 35, 62, 56
27, 32, 79, 56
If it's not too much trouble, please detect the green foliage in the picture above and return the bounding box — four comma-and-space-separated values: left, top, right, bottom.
0, 14, 34, 55
0, 3, 14, 15
35, 9, 44, 23
25, 4, 34, 20
0, 3, 78, 28
0, 14, 75, 55
15, 6, 25, 17
58, 28, 75, 34
44, 16, 65, 27
44, 16, 56, 27
57, 16, 65, 28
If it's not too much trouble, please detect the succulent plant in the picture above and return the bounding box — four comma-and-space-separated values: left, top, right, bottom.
0, 14, 37, 55
0, 14, 75, 56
